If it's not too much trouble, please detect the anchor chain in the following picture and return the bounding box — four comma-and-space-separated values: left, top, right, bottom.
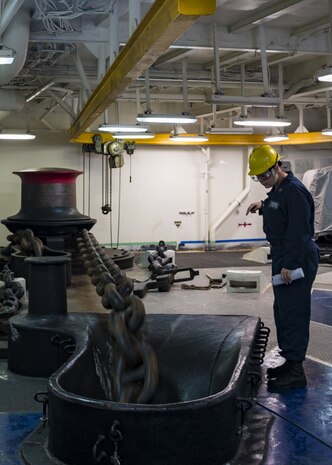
7, 228, 44, 256
77, 229, 158, 403
0, 264, 24, 318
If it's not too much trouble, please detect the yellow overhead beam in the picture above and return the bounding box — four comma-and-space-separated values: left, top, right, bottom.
73, 132, 332, 146
69, 0, 216, 140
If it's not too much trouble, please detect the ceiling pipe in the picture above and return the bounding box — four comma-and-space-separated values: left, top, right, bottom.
206, 95, 280, 106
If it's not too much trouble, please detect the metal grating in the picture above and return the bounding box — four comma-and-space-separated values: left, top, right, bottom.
307, 321, 332, 366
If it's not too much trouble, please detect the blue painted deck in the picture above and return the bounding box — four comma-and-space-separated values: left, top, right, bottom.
1, 289, 332, 465
0, 413, 40, 465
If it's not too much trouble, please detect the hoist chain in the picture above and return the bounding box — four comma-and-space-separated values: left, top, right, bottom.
77, 229, 158, 403
101, 155, 112, 215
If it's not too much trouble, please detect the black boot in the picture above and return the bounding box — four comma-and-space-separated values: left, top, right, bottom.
267, 361, 307, 390
266, 360, 290, 379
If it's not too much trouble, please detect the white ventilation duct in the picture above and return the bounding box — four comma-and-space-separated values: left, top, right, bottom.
0, 89, 25, 109
0, 89, 25, 121
0, 2, 30, 86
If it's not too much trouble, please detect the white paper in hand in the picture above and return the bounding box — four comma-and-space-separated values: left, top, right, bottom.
272, 267, 305, 286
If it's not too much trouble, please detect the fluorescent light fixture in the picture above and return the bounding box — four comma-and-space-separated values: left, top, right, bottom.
205, 126, 254, 135
264, 134, 289, 142
0, 132, 36, 140
113, 132, 155, 139
98, 123, 148, 133
0, 44, 16, 64
317, 67, 332, 82
169, 134, 208, 142
321, 128, 332, 136
206, 94, 280, 107
233, 116, 291, 127
137, 112, 197, 124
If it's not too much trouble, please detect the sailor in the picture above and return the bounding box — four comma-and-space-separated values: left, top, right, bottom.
246, 145, 319, 390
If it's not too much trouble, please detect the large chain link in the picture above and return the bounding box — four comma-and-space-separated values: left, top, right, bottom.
77, 229, 158, 403
0, 264, 24, 318
8, 228, 44, 256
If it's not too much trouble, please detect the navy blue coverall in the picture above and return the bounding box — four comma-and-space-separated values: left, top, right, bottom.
261, 171, 319, 362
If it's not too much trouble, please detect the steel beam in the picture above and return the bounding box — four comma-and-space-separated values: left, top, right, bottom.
69, 0, 216, 140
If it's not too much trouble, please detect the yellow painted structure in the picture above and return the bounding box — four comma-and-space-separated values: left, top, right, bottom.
73, 132, 332, 146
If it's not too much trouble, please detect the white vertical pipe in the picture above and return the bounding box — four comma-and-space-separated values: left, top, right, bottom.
327, 107, 331, 127
136, 88, 141, 114
258, 25, 270, 96
200, 117, 204, 133
209, 147, 251, 246
326, 91, 331, 127
98, 43, 108, 123
182, 58, 189, 114
329, 0, 332, 63
240, 63, 247, 116
72, 51, 91, 102
109, 2, 119, 66
299, 104, 304, 130
129, 0, 141, 35
212, 23, 221, 94
212, 104, 217, 126
278, 63, 284, 117
144, 69, 152, 113
98, 44, 106, 81
200, 147, 211, 251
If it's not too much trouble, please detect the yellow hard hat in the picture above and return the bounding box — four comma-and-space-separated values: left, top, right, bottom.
248, 145, 281, 176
